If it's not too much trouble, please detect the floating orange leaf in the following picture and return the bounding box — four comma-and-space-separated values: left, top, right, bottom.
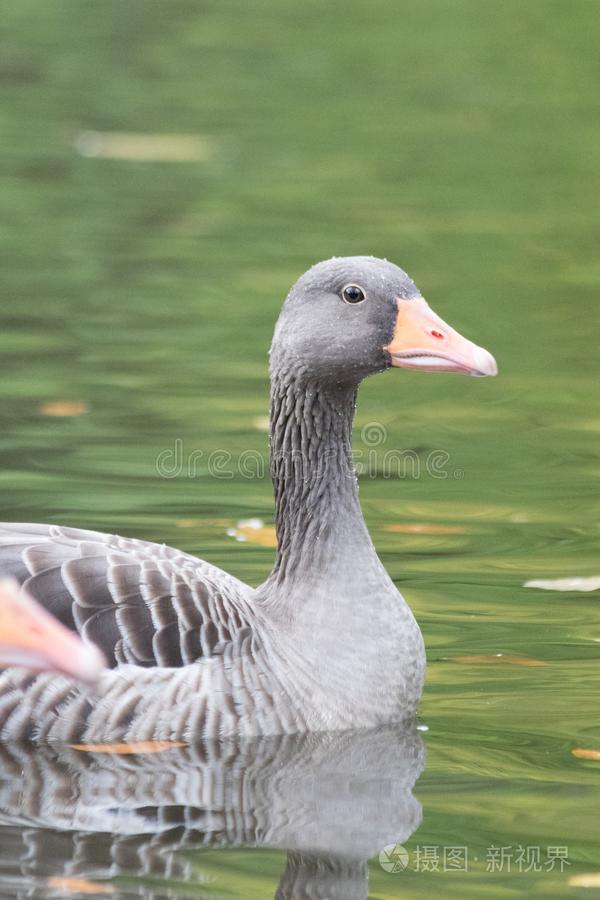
175, 517, 230, 528
39, 401, 88, 417
69, 740, 186, 754
47, 877, 112, 895
571, 748, 600, 761
452, 654, 547, 667
384, 523, 466, 534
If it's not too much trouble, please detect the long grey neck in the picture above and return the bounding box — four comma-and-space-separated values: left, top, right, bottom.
264, 370, 382, 593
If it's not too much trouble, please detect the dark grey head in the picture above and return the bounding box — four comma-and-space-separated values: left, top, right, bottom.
270, 256, 497, 385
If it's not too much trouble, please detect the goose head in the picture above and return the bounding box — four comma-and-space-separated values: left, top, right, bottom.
270, 256, 497, 384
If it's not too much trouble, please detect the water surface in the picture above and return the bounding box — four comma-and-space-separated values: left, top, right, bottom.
1, 1, 599, 897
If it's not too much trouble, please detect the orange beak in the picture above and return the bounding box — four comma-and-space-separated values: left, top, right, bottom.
385, 297, 497, 377
0, 579, 105, 683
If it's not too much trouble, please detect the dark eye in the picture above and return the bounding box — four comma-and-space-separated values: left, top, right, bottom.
342, 284, 366, 304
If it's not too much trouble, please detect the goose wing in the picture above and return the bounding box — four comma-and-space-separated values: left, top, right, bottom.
0, 523, 253, 668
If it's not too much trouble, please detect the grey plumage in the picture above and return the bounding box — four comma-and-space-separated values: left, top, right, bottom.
5, 523, 251, 669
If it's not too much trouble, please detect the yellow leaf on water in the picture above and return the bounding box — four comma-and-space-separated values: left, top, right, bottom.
47, 877, 113, 895
227, 519, 277, 548
252, 415, 271, 432
175, 517, 231, 528
452, 654, 547, 667
69, 741, 186, 754
571, 748, 600, 761
569, 873, 600, 887
75, 131, 211, 163
39, 401, 88, 417
384, 523, 466, 534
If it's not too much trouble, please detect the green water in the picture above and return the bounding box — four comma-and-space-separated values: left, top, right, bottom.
1, 0, 599, 897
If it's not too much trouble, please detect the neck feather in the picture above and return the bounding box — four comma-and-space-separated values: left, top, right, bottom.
265, 370, 375, 589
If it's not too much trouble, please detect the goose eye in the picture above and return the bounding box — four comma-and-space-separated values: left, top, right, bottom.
342, 284, 366, 304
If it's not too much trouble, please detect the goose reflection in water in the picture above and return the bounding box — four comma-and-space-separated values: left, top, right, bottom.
0, 724, 423, 899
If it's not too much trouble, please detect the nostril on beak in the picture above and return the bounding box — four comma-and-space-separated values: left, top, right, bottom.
430, 330, 445, 340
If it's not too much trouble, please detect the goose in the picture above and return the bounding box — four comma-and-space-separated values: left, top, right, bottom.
0, 256, 497, 743
0, 579, 104, 683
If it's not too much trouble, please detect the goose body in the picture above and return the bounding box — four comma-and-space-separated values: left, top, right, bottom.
0, 257, 496, 742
